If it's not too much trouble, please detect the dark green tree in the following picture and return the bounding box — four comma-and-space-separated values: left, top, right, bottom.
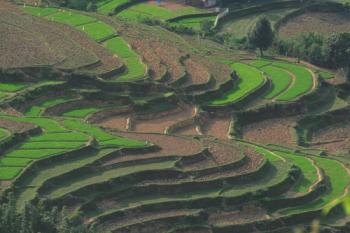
327, 32, 350, 69
0, 194, 93, 233
200, 19, 214, 37
248, 17, 274, 56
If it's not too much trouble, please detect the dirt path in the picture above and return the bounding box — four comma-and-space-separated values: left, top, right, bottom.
307, 157, 323, 193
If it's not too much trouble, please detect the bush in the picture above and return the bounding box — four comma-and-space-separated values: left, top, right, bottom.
0, 194, 94, 233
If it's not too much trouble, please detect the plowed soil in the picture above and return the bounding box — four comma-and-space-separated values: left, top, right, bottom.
279, 12, 350, 38
203, 117, 231, 140
114, 132, 203, 156
184, 57, 210, 85
133, 106, 195, 133
242, 117, 298, 147
99, 116, 128, 131
311, 122, 350, 154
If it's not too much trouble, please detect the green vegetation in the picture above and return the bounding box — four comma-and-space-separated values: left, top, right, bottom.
209, 62, 265, 105
97, 0, 129, 14
28, 132, 89, 142
261, 65, 292, 99
104, 37, 145, 80
0, 166, 23, 180
61, 119, 147, 147
46, 10, 96, 26
48, 160, 177, 198
282, 157, 350, 214
105, 37, 137, 58
62, 107, 101, 118
0, 157, 32, 167
6, 149, 71, 159
77, 21, 115, 41
318, 70, 334, 79
22, 6, 58, 16
274, 151, 318, 193
273, 61, 314, 101
171, 16, 216, 30
0, 83, 26, 92
116, 3, 206, 21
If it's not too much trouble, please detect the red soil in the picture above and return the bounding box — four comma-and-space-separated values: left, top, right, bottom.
0, 118, 36, 133
242, 117, 298, 147
177, 125, 199, 136
201, 139, 242, 165
311, 122, 350, 154
184, 57, 210, 85
113, 132, 202, 157
133, 106, 195, 133
203, 117, 231, 140
99, 116, 128, 131
209, 205, 267, 225
129, 40, 166, 80
279, 12, 350, 38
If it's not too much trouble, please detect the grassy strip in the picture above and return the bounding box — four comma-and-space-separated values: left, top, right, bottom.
28, 132, 89, 142
25, 98, 76, 117
104, 37, 145, 80
47, 160, 177, 199
14, 149, 116, 210
274, 151, 318, 193
116, 3, 205, 21
0, 158, 32, 167
105, 37, 137, 58
22, 6, 58, 16
261, 65, 293, 99
250, 59, 272, 68
117, 57, 145, 80
0, 83, 27, 92
6, 149, 70, 159
171, 16, 216, 29
281, 156, 350, 214
77, 21, 116, 41
62, 108, 101, 118
46, 10, 96, 26
17, 141, 85, 150
97, 0, 129, 14
208, 62, 265, 105
0, 166, 24, 180
272, 61, 314, 101
61, 119, 147, 147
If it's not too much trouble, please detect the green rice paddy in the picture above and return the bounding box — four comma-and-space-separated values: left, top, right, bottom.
209, 62, 265, 105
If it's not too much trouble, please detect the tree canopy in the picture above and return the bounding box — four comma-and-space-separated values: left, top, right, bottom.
248, 17, 274, 56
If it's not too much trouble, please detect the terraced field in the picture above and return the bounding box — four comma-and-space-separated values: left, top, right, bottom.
1, 1, 350, 232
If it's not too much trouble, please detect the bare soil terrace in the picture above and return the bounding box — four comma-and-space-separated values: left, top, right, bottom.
279, 12, 350, 38
311, 122, 350, 154
133, 105, 195, 133
242, 117, 298, 147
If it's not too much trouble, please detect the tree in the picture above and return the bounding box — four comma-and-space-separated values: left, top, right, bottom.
248, 17, 274, 56
200, 19, 214, 37
0, 194, 93, 233
327, 32, 350, 69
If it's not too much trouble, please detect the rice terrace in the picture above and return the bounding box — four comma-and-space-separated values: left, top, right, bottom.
1, 0, 350, 232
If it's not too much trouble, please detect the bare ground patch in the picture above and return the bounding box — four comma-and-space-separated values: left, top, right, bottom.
184, 57, 210, 86
0, 118, 36, 133
202, 117, 231, 140
99, 116, 128, 131
133, 106, 195, 133
112, 131, 202, 156
209, 205, 267, 225
310, 122, 350, 154
242, 117, 298, 147
279, 12, 350, 38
